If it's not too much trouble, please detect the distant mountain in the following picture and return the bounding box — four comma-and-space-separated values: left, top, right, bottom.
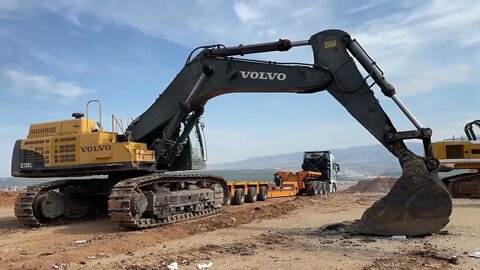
208, 143, 425, 176
1, 144, 427, 188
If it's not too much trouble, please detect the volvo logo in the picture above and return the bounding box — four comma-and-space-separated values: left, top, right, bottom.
81, 145, 111, 152
240, 71, 287, 81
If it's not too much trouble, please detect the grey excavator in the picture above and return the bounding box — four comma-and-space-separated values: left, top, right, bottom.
12, 29, 452, 236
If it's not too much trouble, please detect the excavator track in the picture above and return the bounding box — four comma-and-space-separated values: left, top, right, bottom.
15, 180, 73, 227
15, 179, 115, 227
442, 173, 480, 198
108, 173, 228, 229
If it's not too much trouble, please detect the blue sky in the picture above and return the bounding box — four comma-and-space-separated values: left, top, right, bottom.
0, 0, 479, 176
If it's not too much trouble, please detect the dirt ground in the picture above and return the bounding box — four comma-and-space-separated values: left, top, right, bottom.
0, 192, 18, 208
0, 189, 479, 270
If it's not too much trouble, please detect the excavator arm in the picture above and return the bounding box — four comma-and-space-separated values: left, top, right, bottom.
128, 29, 452, 235
464, 120, 480, 140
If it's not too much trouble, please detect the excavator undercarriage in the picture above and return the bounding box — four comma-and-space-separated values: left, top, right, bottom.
442, 173, 480, 198
12, 29, 452, 236
108, 174, 227, 229
15, 179, 115, 226
15, 174, 228, 229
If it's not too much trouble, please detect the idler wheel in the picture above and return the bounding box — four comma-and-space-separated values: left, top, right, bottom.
130, 192, 148, 216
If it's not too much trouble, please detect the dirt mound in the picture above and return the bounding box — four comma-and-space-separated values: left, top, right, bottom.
344, 177, 397, 193
0, 191, 18, 207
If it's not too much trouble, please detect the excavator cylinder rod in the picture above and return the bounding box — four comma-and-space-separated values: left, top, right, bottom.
346, 37, 424, 130
290, 40, 310, 47
207, 39, 310, 57
391, 94, 423, 130
208, 39, 298, 57
346, 38, 396, 98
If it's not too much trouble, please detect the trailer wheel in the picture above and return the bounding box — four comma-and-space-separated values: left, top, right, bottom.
332, 183, 337, 193
232, 188, 245, 205
246, 187, 257, 203
320, 183, 325, 195
257, 186, 268, 201
306, 182, 318, 196
314, 182, 320, 196
226, 189, 232, 205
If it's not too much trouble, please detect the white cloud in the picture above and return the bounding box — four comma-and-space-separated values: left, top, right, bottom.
27, 49, 89, 73
19, 0, 476, 99
394, 65, 474, 96
349, 0, 480, 97
0, 0, 20, 12
347, 0, 387, 14
11, 0, 328, 45
3, 69, 92, 102
233, 2, 263, 22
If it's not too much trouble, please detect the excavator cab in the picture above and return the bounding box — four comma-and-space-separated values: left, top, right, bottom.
302, 151, 339, 181
169, 121, 207, 170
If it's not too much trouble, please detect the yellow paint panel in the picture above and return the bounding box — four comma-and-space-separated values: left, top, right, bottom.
60, 119, 96, 135
433, 140, 480, 170
21, 122, 155, 172
28, 119, 97, 138
324, 39, 337, 49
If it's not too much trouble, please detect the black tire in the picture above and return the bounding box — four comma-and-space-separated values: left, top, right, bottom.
318, 182, 326, 195
226, 189, 232, 205
332, 183, 337, 193
246, 187, 257, 203
326, 183, 331, 194
314, 182, 320, 196
232, 188, 245, 205
257, 186, 268, 201
306, 182, 317, 196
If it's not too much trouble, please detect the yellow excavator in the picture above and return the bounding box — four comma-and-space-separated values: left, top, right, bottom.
12, 29, 452, 235
432, 120, 480, 198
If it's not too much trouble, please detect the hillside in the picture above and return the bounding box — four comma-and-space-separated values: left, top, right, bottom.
208, 143, 425, 176
1, 144, 429, 188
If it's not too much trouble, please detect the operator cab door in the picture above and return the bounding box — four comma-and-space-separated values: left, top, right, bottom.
188, 122, 207, 169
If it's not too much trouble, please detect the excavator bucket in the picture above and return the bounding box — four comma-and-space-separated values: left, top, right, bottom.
353, 150, 452, 236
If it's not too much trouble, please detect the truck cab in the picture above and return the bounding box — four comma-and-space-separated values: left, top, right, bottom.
302, 151, 339, 192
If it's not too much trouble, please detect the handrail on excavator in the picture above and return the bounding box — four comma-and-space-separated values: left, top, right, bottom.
86, 100, 102, 131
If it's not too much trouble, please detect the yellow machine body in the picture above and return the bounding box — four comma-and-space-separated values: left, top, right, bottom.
432, 140, 480, 171
12, 117, 155, 177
